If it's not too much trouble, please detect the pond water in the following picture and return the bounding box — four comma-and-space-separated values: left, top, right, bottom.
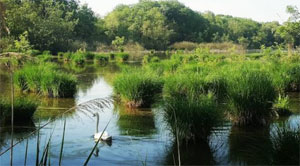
0, 62, 299, 165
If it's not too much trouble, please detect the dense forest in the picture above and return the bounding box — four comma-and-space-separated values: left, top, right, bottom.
0, 0, 299, 53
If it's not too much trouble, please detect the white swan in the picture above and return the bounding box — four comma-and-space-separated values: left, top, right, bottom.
93, 113, 112, 141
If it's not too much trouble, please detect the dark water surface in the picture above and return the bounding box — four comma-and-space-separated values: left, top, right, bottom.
0, 62, 299, 165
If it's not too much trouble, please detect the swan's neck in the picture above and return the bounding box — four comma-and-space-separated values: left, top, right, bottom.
95, 113, 99, 133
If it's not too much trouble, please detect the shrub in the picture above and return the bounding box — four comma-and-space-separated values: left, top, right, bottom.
14, 63, 77, 97
0, 97, 39, 124
227, 69, 276, 126
113, 69, 163, 108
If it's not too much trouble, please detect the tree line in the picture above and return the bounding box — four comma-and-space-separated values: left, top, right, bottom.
0, 0, 299, 53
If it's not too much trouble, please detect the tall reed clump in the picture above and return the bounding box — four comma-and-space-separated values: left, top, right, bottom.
113, 69, 163, 108
0, 97, 38, 124
227, 69, 276, 126
14, 63, 77, 97
163, 74, 224, 142
271, 126, 300, 165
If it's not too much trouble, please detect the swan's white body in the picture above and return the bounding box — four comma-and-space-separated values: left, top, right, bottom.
93, 113, 112, 141
94, 131, 112, 141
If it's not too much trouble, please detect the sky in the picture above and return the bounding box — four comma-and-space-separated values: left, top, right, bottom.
81, 0, 300, 23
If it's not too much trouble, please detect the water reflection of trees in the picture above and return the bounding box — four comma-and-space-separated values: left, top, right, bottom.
115, 105, 156, 137
229, 126, 273, 165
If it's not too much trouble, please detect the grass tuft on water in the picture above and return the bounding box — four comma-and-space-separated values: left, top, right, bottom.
227, 68, 276, 126
14, 63, 77, 97
113, 69, 163, 108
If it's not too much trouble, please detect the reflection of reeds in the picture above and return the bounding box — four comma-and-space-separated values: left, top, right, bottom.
271, 125, 300, 165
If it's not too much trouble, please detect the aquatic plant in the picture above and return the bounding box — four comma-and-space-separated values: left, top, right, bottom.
14, 63, 77, 97
163, 73, 227, 102
163, 92, 222, 142
0, 97, 38, 124
273, 94, 291, 116
227, 69, 276, 126
113, 69, 163, 108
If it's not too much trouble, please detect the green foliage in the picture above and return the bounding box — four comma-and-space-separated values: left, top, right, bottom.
0, 97, 38, 124
14, 31, 32, 53
273, 94, 291, 116
95, 53, 109, 62
286, 64, 300, 91
14, 63, 77, 97
63, 52, 72, 61
113, 69, 163, 108
112, 36, 125, 52
116, 52, 129, 62
227, 69, 276, 126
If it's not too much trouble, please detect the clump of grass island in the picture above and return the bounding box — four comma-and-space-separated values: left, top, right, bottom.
113, 69, 163, 108
163, 73, 224, 142
227, 69, 276, 126
14, 63, 77, 97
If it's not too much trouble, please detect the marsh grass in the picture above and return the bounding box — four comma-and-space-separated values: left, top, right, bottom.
227, 69, 276, 126
14, 63, 77, 97
0, 97, 38, 124
164, 92, 222, 142
113, 69, 163, 108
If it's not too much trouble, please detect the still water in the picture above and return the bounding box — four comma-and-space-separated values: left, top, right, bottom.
0, 62, 299, 165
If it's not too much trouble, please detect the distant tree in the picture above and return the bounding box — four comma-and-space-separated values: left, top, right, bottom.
112, 36, 125, 52
276, 6, 300, 56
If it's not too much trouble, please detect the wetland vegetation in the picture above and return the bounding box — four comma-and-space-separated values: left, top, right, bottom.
0, 0, 300, 165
